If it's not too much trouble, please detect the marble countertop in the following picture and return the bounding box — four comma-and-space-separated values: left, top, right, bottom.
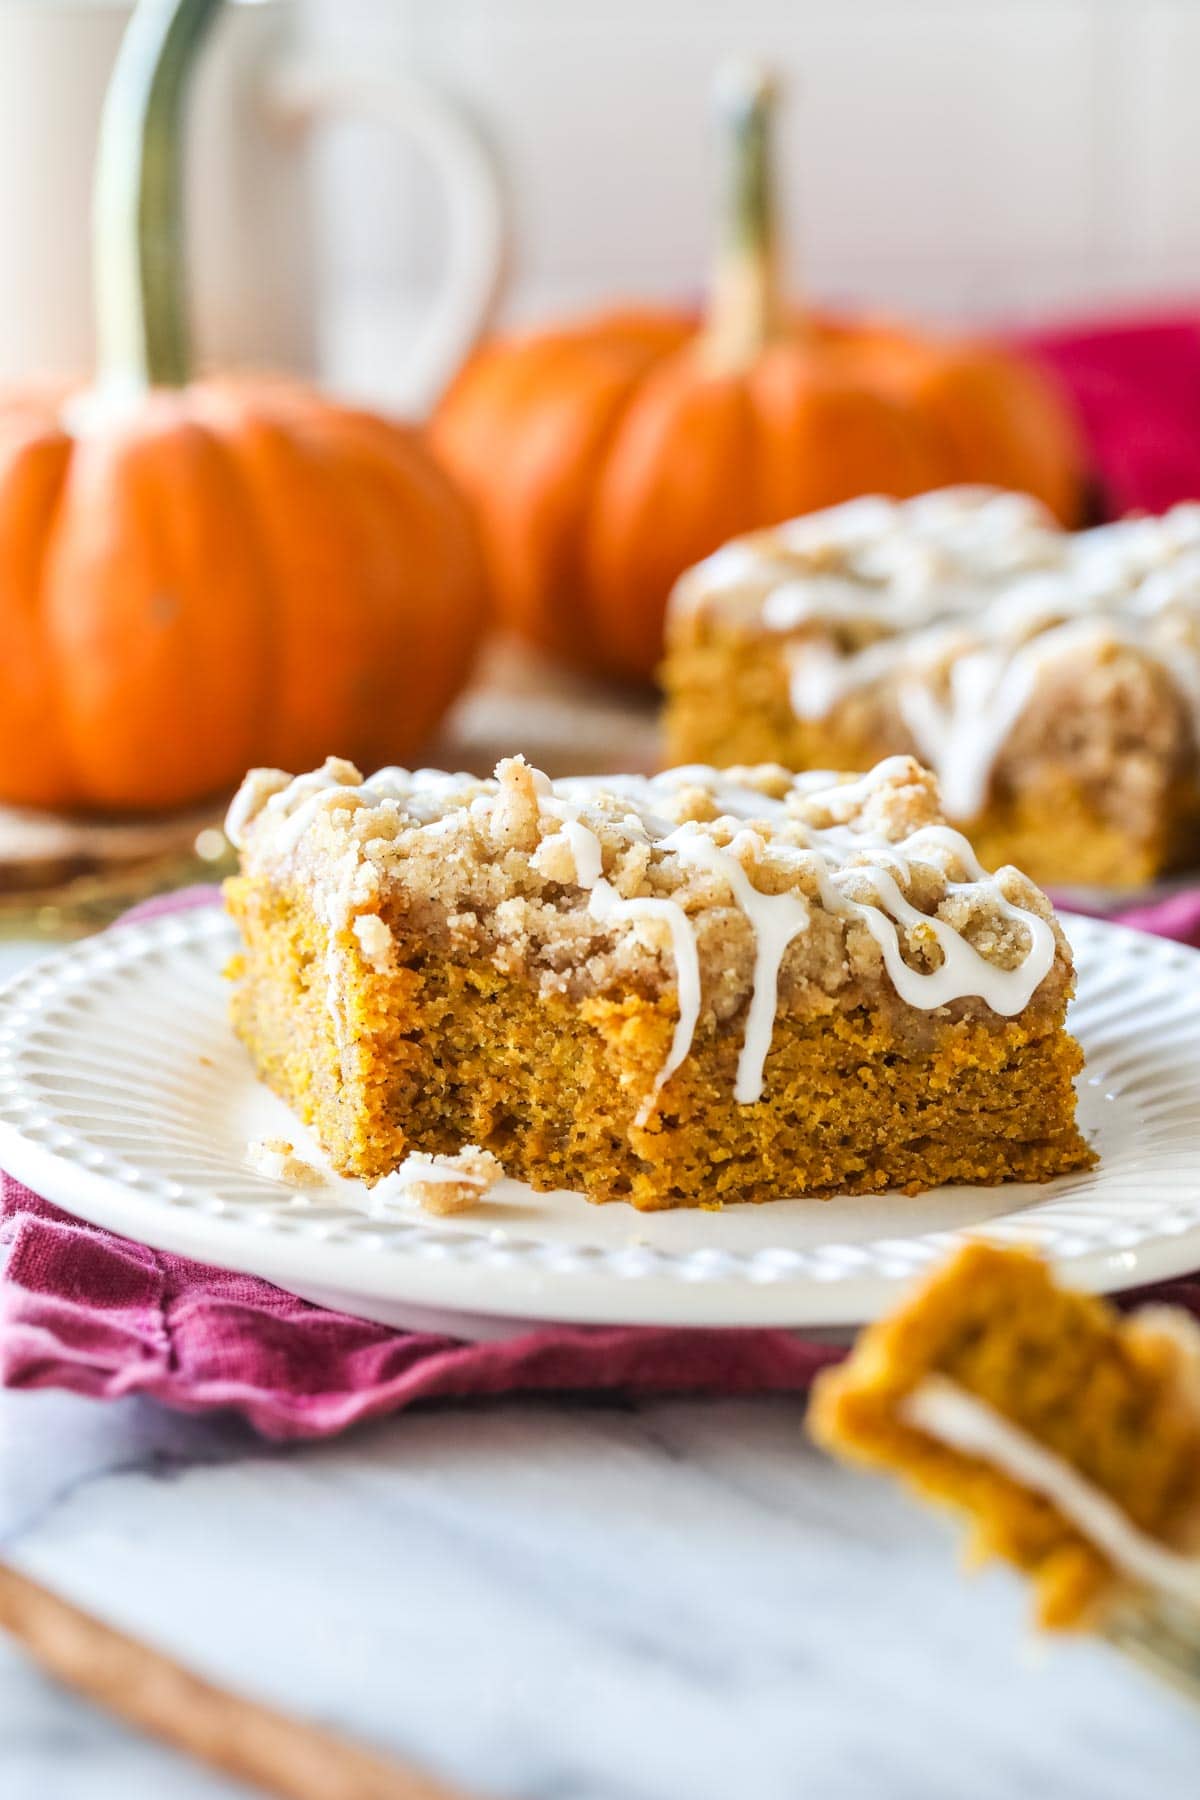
0, 936, 1198, 1799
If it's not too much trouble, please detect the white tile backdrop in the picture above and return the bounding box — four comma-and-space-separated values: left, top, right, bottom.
302, 0, 1200, 340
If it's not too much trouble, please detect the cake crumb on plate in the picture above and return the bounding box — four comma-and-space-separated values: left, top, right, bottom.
371, 1146, 504, 1218
245, 1136, 324, 1188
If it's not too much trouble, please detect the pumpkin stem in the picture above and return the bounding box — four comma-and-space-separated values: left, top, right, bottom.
93, 0, 223, 393
704, 63, 785, 373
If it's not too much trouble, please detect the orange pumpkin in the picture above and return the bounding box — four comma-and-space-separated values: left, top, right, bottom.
434, 69, 1086, 684
0, 0, 487, 815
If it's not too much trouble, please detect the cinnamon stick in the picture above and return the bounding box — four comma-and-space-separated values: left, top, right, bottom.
0, 1560, 476, 1800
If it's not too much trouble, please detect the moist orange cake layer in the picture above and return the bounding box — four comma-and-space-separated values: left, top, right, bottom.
224, 753, 1092, 1211
810, 1243, 1200, 1628
663, 488, 1200, 888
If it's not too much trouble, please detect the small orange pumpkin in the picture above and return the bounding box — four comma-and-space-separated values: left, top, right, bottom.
433, 68, 1085, 684
0, 0, 487, 815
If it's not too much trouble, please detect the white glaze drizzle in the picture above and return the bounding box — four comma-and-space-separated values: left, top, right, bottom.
539, 771, 1052, 1107
317, 846, 365, 1060
788, 636, 923, 722
537, 787, 701, 1122
904, 1376, 1200, 1613
228, 758, 1061, 1119
252, 769, 355, 855
819, 860, 1055, 1017
897, 645, 1040, 824
587, 879, 702, 1124
680, 489, 1200, 824
659, 824, 810, 1103
680, 488, 1062, 619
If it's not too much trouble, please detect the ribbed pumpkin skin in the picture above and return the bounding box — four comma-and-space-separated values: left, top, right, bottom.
838, 319, 1085, 527
432, 308, 1087, 684
0, 380, 488, 813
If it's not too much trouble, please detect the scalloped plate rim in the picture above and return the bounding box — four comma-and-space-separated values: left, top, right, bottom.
0, 905, 1196, 1330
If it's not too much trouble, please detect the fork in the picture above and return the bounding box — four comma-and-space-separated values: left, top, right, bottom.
1105, 1598, 1200, 1711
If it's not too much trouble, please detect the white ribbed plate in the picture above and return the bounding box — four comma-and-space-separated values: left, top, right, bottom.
0, 908, 1197, 1335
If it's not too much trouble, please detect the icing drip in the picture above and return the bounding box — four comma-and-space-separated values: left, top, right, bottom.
226, 765, 359, 852
269, 770, 349, 836
659, 824, 810, 1103
904, 1376, 1200, 1613
898, 647, 1040, 827
587, 880, 702, 1124
684, 489, 1060, 616
538, 789, 700, 1122
538, 795, 605, 887
788, 637, 915, 721
788, 755, 925, 812
838, 868, 1056, 1016
319, 877, 357, 1059
897, 620, 1137, 822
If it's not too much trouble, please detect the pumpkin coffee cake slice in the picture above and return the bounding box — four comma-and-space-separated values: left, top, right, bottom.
223, 752, 1092, 1210
810, 1243, 1200, 1633
663, 487, 1200, 887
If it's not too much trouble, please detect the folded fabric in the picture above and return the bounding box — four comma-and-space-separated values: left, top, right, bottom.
1017, 310, 1200, 518
0, 1183, 847, 1440
1087, 885, 1200, 946
1, 886, 1198, 1441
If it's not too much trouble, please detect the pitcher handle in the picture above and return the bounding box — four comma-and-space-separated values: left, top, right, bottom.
266, 63, 507, 416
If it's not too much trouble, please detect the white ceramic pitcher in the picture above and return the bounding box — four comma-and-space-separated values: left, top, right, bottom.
0, 0, 505, 412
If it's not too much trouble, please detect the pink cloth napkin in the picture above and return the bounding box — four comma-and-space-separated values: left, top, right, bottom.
1017, 310, 1200, 516
2, 883, 1199, 1439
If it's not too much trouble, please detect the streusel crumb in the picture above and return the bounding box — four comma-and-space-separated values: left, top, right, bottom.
379, 1147, 504, 1217
245, 1137, 324, 1188
352, 912, 394, 972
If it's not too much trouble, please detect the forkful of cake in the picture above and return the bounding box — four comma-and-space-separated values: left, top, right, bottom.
809, 1241, 1200, 1702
